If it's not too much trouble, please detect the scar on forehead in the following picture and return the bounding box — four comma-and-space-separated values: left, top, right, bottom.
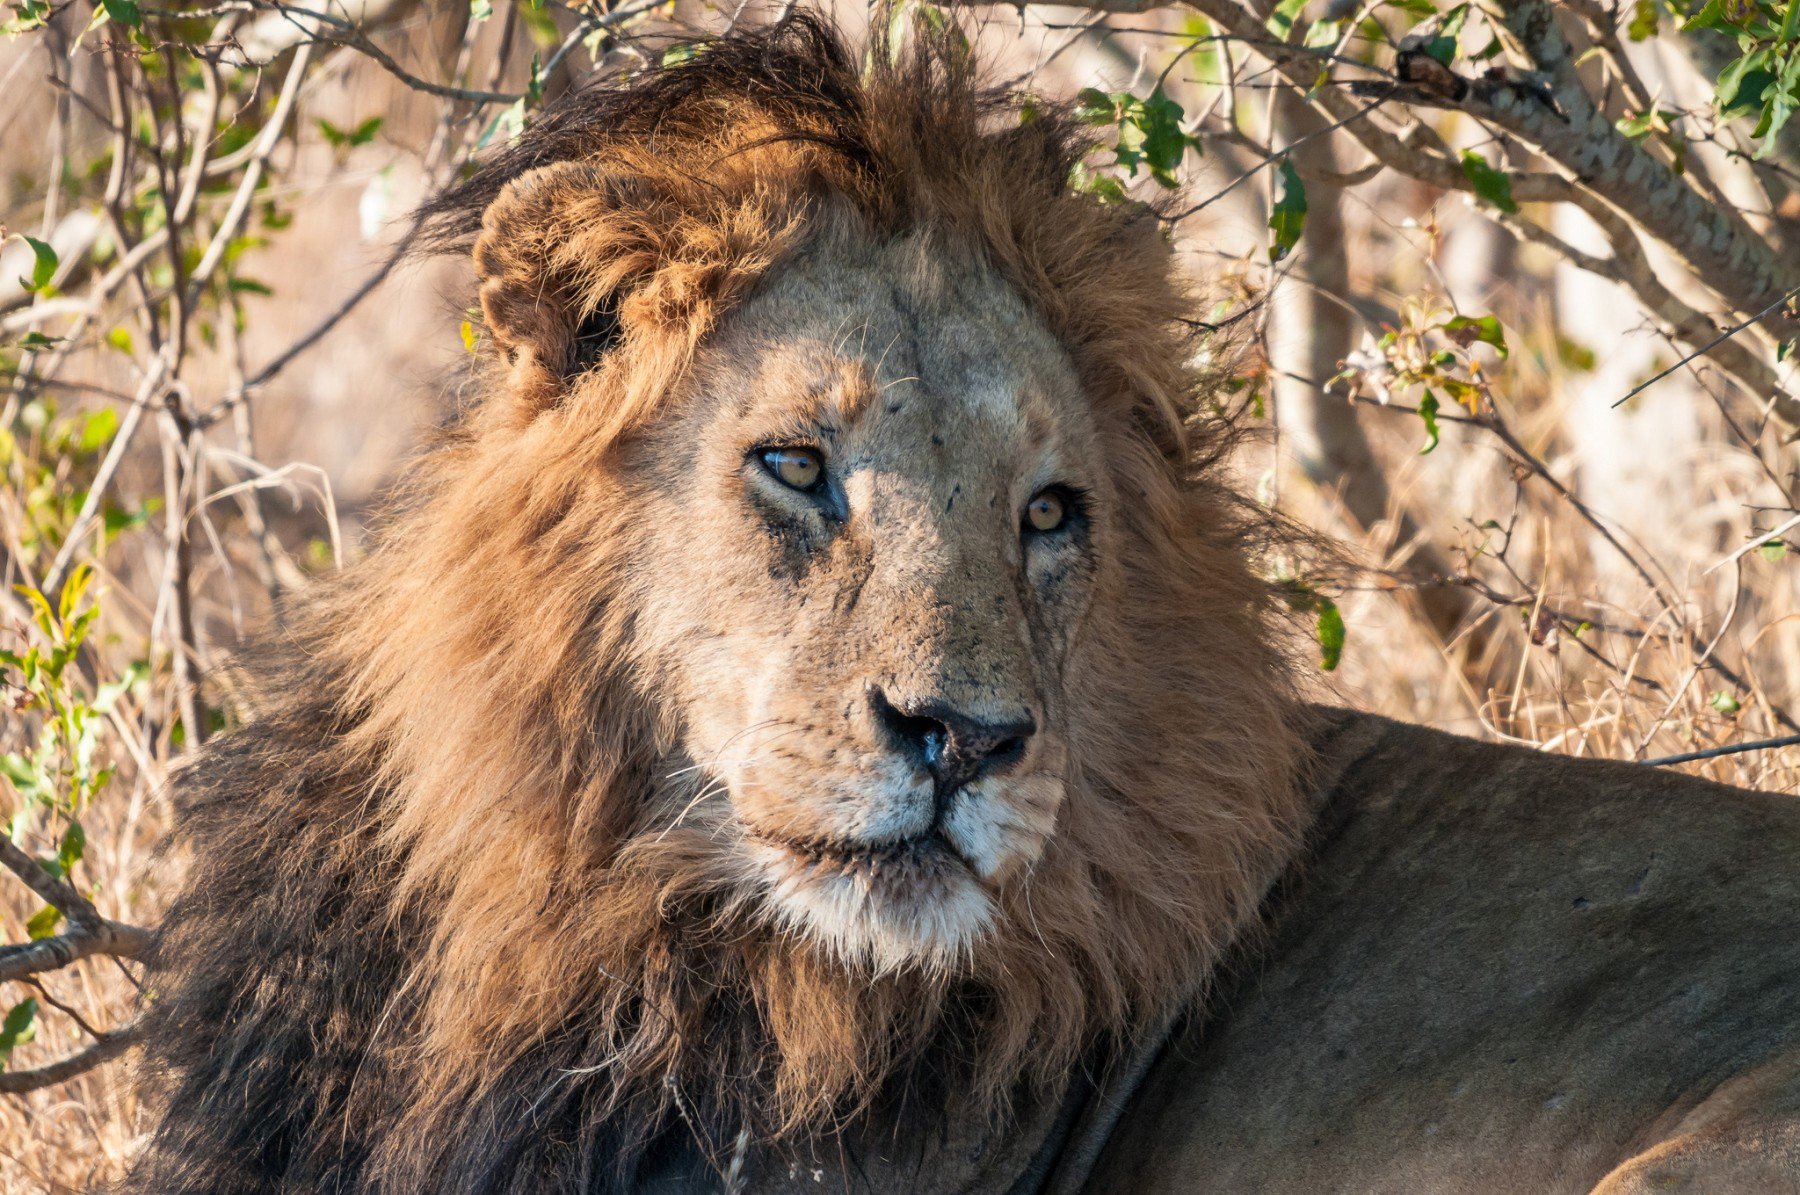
786, 354, 880, 425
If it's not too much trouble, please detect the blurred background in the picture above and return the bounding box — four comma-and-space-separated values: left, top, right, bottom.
2, 0, 1797, 1187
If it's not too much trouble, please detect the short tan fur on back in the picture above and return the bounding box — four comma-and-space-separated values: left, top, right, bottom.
129, 15, 1311, 1191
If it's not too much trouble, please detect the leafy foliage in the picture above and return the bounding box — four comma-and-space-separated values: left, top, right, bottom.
1268, 158, 1309, 261
1076, 85, 1198, 189
1685, 0, 1800, 156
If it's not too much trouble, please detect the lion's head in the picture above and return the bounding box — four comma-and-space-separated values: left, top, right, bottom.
633, 224, 1098, 969
144, 14, 1315, 1186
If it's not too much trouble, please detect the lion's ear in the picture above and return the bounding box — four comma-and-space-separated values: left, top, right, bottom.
471, 162, 659, 412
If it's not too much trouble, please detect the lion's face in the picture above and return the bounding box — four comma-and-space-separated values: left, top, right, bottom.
631, 224, 1110, 970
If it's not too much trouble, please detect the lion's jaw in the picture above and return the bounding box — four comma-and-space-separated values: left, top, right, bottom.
633, 224, 1103, 972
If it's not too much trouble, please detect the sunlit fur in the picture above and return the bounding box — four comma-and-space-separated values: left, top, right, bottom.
129, 15, 1313, 1192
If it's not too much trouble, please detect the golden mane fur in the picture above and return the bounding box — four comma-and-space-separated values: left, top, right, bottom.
130, 14, 1313, 1191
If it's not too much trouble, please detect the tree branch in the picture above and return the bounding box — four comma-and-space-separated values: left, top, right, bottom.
0, 1024, 140, 1095
0, 921, 151, 986
0, 834, 152, 985
1365, 1, 1800, 338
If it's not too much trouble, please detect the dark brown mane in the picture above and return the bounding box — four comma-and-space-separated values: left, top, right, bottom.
419, 16, 885, 247
127, 14, 1309, 1193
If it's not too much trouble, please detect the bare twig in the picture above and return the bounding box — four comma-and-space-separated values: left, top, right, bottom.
0, 835, 150, 984
1610, 286, 1800, 413
0, 829, 101, 928
0, 1025, 141, 1096
0, 922, 152, 986
1644, 735, 1800, 767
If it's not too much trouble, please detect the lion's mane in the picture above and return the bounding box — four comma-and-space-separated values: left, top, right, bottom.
129, 15, 1312, 1192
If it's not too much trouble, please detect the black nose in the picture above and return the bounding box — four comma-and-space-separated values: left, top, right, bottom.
872, 689, 1037, 796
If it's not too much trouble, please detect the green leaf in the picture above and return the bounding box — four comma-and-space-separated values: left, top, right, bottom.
1760, 538, 1789, 562
1265, 0, 1308, 39
58, 820, 85, 876
1071, 164, 1129, 203
1459, 150, 1518, 212
1616, 108, 1678, 138
100, 0, 139, 27
477, 99, 526, 149
1682, 0, 1731, 31
1421, 5, 1468, 67
1080, 87, 1195, 189
77, 407, 118, 452
18, 235, 56, 294
1710, 690, 1743, 714
1268, 157, 1308, 262
1717, 47, 1775, 117
316, 117, 382, 148
59, 561, 92, 625
1627, 0, 1660, 40
1315, 596, 1346, 672
1442, 312, 1510, 359
106, 326, 133, 355
1752, 50, 1798, 157
470, 0, 493, 18
3, 1, 53, 35
92, 662, 146, 714
0, 753, 40, 794
519, 2, 558, 47
1074, 87, 1116, 125
1417, 389, 1442, 454
1303, 18, 1343, 50
0, 998, 37, 1063
26, 903, 61, 940
1135, 87, 1194, 187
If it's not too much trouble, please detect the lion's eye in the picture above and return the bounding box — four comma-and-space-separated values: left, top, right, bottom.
760, 447, 825, 493
1024, 489, 1067, 534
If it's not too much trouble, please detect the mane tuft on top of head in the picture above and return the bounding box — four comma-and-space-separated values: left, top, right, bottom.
417, 9, 1215, 462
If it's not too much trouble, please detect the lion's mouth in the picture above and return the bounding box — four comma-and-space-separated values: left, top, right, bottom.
749, 827, 973, 882
742, 822, 1001, 968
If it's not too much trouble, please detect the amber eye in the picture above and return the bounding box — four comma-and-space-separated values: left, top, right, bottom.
759, 446, 825, 492
1024, 489, 1067, 533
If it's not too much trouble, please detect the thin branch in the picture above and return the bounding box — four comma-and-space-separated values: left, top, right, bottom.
0, 1024, 141, 1095
0, 836, 150, 985
208, 216, 424, 419
0, 833, 101, 928
1372, 1, 1800, 337
185, 42, 314, 306
1610, 285, 1800, 412
41, 346, 172, 596
1707, 512, 1800, 574
1644, 734, 1800, 767
0, 921, 152, 986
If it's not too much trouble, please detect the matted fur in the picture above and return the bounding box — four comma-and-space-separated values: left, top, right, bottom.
129, 14, 1313, 1192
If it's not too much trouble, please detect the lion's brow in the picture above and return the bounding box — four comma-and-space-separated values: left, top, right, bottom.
784, 354, 881, 427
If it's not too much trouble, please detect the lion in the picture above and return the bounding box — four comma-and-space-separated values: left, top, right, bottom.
126, 14, 1800, 1194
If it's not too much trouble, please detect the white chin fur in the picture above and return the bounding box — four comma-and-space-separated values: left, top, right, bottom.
748, 839, 996, 973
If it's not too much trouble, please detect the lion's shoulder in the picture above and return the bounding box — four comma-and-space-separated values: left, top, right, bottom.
1089, 711, 1800, 1193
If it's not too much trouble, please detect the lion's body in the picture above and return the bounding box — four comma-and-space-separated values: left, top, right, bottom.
1095, 712, 1800, 1194
125, 15, 1800, 1195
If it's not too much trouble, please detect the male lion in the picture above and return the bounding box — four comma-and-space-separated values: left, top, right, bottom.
129, 14, 1800, 1194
